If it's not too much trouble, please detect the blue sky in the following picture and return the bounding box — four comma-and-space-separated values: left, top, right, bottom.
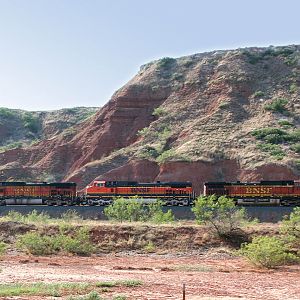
0, 0, 299, 111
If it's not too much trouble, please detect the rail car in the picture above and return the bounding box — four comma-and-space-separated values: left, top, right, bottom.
204, 180, 300, 206
83, 180, 195, 206
0, 180, 194, 206
0, 182, 77, 206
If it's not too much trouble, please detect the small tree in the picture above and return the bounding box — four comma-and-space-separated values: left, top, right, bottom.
104, 198, 145, 222
240, 236, 297, 268
280, 207, 300, 252
146, 200, 174, 223
104, 198, 174, 223
192, 195, 247, 236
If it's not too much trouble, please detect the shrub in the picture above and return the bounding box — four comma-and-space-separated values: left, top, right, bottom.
17, 232, 57, 255
104, 198, 174, 223
152, 107, 167, 117
22, 112, 40, 133
289, 83, 298, 94
0, 108, 16, 118
288, 129, 300, 143
253, 90, 265, 98
146, 201, 174, 223
172, 73, 184, 81
291, 143, 300, 154
17, 227, 94, 256
218, 101, 230, 109
278, 120, 293, 127
137, 127, 150, 137
192, 195, 247, 236
256, 143, 285, 159
239, 236, 297, 268
264, 98, 289, 113
104, 198, 145, 222
0, 241, 7, 256
252, 128, 289, 144
4, 210, 51, 223
280, 207, 300, 251
156, 149, 176, 164
24, 210, 51, 223
139, 145, 160, 159
58, 227, 95, 256
61, 209, 82, 222
143, 241, 156, 253
157, 57, 176, 69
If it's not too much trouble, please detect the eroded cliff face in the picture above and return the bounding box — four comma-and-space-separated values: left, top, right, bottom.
0, 45, 300, 191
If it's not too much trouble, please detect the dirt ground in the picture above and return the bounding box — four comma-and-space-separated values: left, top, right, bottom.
1, 250, 300, 300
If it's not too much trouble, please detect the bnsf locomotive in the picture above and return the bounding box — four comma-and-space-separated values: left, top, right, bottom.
204, 180, 300, 206
0, 182, 77, 206
83, 180, 194, 206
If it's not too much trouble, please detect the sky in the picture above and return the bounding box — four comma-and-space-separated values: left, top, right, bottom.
0, 0, 299, 111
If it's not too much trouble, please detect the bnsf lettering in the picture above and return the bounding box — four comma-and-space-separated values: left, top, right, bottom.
131, 188, 150, 193
245, 187, 272, 194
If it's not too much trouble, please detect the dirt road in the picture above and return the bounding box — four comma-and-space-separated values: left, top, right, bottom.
1, 250, 300, 300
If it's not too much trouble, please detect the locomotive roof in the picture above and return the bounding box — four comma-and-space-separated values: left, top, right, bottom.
205, 180, 295, 186
0, 182, 76, 187
103, 181, 192, 188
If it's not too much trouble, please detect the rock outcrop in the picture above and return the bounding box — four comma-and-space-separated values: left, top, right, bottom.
0, 45, 300, 192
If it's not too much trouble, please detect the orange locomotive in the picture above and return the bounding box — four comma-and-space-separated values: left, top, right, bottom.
204, 180, 300, 206
0, 182, 77, 205
83, 180, 194, 206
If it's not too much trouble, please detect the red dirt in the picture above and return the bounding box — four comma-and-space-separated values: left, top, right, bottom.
1, 252, 300, 300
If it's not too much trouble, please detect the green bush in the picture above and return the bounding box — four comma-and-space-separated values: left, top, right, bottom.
253, 90, 265, 98
139, 145, 160, 159
17, 232, 57, 255
22, 112, 40, 133
156, 149, 176, 164
287, 129, 300, 142
152, 107, 167, 117
104, 198, 174, 223
17, 227, 94, 256
0, 108, 16, 118
146, 201, 174, 223
278, 120, 293, 127
291, 143, 300, 154
252, 128, 287, 140
104, 198, 144, 222
280, 207, 300, 251
0, 241, 7, 256
5, 210, 51, 224
264, 98, 289, 113
137, 127, 150, 137
256, 143, 285, 159
58, 227, 95, 256
192, 195, 247, 236
157, 57, 176, 69
239, 236, 297, 268
289, 83, 298, 94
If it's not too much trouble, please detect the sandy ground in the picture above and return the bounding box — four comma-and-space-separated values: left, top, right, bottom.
0, 251, 300, 300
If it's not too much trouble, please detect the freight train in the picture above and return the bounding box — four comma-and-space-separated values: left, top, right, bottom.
204, 180, 300, 206
0, 180, 194, 206
1, 179, 300, 206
